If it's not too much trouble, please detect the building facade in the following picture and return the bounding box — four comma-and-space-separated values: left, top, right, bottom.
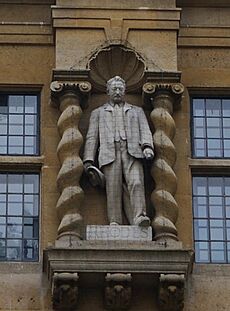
0, 0, 230, 310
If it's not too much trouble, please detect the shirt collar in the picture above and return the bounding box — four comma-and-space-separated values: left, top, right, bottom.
109, 101, 124, 107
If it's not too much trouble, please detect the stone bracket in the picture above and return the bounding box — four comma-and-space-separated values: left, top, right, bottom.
105, 273, 132, 310
52, 272, 79, 311
158, 274, 185, 311
44, 242, 193, 310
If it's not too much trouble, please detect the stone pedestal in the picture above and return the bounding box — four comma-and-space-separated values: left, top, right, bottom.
44, 241, 193, 310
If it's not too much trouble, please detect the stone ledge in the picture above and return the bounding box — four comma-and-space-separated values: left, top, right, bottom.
43, 241, 194, 281
43, 241, 194, 310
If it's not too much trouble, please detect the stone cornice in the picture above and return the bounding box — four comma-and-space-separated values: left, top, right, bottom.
52, 5, 181, 34
0, 23, 53, 45
177, 0, 230, 7
0, 0, 55, 3
55, 0, 177, 9
144, 71, 181, 83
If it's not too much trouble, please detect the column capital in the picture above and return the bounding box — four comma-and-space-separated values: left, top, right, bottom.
50, 80, 92, 109
143, 82, 184, 110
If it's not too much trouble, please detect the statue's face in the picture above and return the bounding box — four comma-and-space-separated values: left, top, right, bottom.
108, 81, 125, 104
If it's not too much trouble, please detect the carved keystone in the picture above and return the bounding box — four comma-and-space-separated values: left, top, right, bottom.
143, 83, 184, 242
104, 273, 132, 310
158, 274, 185, 311
52, 272, 79, 311
50, 81, 91, 241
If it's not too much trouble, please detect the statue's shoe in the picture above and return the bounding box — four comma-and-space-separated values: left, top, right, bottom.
134, 215, 150, 227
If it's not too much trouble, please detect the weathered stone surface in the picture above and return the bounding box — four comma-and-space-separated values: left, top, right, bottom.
158, 274, 185, 311
143, 82, 184, 242
52, 272, 79, 311
51, 80, 92, 241
104, 273, 132, 310
86, 225, 152, 241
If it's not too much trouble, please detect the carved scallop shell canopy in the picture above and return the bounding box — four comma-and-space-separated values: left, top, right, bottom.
88, 45, 146, 92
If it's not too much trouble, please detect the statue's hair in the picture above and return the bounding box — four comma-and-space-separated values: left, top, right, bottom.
106, 76, 126, 92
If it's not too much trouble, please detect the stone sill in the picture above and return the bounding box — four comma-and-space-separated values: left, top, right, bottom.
188, 158, 230, 172
0, 261, 41, 273
0, 155, 44, 170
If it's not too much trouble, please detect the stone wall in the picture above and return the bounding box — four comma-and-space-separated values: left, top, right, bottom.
0, 0, 230, 310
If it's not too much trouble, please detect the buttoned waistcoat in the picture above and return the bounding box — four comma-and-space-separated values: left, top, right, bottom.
83, 102, 153, 168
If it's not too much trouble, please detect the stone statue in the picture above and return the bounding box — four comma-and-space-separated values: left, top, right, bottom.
83, 76, 154, 226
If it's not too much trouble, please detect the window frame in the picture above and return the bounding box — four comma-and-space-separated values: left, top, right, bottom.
0, 172, 40, 262
191, 95, 230, 159
0, 92, 40, 156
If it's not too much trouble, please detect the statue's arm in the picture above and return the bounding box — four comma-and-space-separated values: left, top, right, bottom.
138, 107, 154, 151
83, 109, 99, 165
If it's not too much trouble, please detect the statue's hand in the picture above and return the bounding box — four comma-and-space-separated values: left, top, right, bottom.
143, 147, 154, 160
83, 161, 94, 172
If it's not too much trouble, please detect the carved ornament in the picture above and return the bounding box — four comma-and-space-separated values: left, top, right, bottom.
50, 80, 92, 108
104, 273, 132, 310
52, 272, 79, 311
142, 82, 184, 242
158, 274, 185, 311
50, 79, 91, 241
143, 83, 184, 109
88, 45, 145, 92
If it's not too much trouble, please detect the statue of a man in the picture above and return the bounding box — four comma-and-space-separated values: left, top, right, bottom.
83, 76, 154, 226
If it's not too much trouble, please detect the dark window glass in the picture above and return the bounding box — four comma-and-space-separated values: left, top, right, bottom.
193, 176, 230, 263
0, 94, 39, 155
192, 98, 230, 158
0, 173, 39, 261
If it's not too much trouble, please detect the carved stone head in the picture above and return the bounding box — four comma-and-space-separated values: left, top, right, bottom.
107, 76, 126, 104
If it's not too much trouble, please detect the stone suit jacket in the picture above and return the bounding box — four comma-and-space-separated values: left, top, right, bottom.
83, 102, 154, 168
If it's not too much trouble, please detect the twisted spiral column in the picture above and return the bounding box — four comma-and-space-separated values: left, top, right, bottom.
51, 81, 91, 241
143, 83, 184, 241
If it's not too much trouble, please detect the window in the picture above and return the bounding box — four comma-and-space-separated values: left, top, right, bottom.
193, 176, 230, 263
0, 94, 39, 155
192, 97, 230, 158
0, 173, 39, 261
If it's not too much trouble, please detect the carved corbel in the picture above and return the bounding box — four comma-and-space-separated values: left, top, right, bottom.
143, 83, 184, 242
50, 81, 92, 241
52, 272, 79, 311
158, 274, 185, 311
104, 273, 132, 310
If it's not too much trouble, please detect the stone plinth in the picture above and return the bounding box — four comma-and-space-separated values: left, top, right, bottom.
86, 225, 152, 241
